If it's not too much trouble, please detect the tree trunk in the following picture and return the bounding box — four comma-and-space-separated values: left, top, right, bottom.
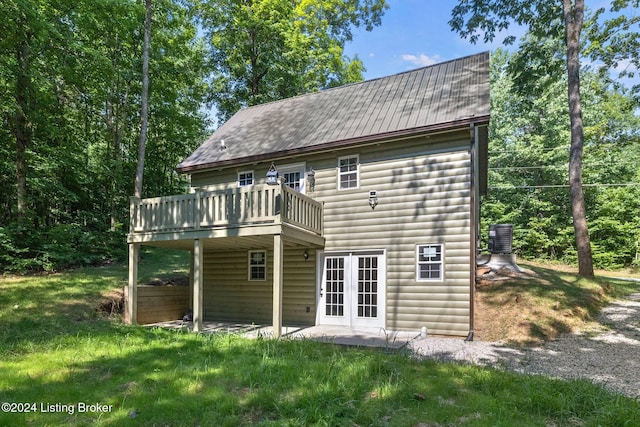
14, 37, 32, 223
563, 0, 594, 277
134, 0, 151, 199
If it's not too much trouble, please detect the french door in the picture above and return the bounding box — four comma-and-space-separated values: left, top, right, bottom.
318, 252, 386, 328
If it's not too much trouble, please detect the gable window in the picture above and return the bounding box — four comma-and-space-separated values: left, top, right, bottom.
248, 250, 266, 281
238, 171, 254, 187
338, 155, 359, 190
416, 244, 444, 281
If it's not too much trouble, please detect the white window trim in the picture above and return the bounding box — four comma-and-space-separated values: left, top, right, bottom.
337, 154, 359, 190
248, 250, 267, 281
416, 244, 444, 282
238, 170, 254, 187
278, 162, 306, 193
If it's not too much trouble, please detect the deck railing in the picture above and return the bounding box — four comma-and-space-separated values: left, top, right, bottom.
129, 183, 323, 235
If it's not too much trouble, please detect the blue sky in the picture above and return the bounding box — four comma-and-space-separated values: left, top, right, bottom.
344, 0, 639, 88
343, 0, 510, 80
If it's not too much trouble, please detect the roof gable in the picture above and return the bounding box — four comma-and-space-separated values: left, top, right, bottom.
177, 52, 490, 173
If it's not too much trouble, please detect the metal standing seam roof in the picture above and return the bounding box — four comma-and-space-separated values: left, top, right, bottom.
177, 51, 490, 173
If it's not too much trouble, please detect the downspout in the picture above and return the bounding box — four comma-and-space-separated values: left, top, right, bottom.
466, 123, 478, 342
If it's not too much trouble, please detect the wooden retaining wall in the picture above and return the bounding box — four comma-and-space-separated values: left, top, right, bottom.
124, 285, 190, 325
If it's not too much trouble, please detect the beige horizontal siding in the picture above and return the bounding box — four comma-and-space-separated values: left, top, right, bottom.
387, 274, 471, 284
385, 294, 470, 306
202, 248, 316, 326
189, 130, 473, 336
396, 306, 470, 316
313, 134, 472, 335
392, 313, 469, 325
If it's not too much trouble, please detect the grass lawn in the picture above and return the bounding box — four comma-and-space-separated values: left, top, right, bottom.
1, 249, 639, 426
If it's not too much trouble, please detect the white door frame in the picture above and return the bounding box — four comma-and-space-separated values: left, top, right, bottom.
316, 250, 386, 329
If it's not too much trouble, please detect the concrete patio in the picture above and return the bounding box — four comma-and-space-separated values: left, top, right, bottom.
145, 321, 421, 348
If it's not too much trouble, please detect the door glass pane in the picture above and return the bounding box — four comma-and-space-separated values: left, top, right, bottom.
325, 257, 345, 317
357, 256, 378, 319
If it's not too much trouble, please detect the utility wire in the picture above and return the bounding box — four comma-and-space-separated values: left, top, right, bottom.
489, 183, 640, 189
489, 161, 638, 170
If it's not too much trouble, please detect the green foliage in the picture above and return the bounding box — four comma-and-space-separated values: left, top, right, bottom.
0, 224, 126, 274
0, 227, 31, 273
0, 0, 390, 274
196, 0, 388, 121
451, 1, 640, 276
450, 0, 640, 93
0, 0, 209, 273
584, 1, 640, 96
485, 49, 640, 269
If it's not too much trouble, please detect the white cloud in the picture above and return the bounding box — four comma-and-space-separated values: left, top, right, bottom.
401, 53, 442, 67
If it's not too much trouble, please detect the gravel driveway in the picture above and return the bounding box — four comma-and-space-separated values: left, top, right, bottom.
407, 282, 640, 398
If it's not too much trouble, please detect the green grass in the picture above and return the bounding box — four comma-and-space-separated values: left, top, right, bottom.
1, 249, 639, 426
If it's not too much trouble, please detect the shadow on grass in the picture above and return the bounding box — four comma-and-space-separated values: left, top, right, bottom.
0, 267, 125, 351
2, 255, 639, 425
0, 247, 191, 355
1, 325, 639, 426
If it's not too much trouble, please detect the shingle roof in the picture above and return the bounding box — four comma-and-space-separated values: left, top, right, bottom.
177, 51, 490, 173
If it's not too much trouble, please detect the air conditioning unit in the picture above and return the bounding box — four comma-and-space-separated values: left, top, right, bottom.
488, 224, 513, 254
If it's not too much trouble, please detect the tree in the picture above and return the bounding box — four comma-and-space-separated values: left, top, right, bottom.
486, 48, 640, 269
0, 0, 209, 273
196, 0, 388, 121
450, 0, 640, 277
135, 0, 152, 200
486, 49, 574, 260
564, 1, 592, 278
1, 0, 53, 222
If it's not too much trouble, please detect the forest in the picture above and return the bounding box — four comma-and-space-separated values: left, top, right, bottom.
486, 49, 640, 268
1, 0, 638, 273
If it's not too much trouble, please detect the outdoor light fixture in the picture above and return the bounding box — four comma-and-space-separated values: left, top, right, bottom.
369, 190, 378, 210
266, 163, 279, 185
303, 250, 309, 261
307, 168, 315, 191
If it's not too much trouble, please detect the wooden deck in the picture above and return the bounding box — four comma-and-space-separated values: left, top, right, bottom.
126, 183, 325, 337
128, 183, 324, 245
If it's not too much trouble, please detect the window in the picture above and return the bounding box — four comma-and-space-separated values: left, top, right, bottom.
282, 170, 302, 191
238, 171, 254, 187
248, 250, 266, 280
416, 244, 444, 281
279, 163, 306, 193
338, 155, 359, 190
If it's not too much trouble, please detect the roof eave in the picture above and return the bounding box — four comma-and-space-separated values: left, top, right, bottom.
176, 115, 490, 174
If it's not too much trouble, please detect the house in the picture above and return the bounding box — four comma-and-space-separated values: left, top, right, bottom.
126, 51, 490, 338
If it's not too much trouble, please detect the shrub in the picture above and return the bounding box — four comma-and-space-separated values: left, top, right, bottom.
0, 223, 126, 274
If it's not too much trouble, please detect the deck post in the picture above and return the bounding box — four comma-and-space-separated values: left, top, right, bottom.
193, 238, 204, 332
272, 233, 284, 338
127, 243, 139, 324
188, 251, 194, 311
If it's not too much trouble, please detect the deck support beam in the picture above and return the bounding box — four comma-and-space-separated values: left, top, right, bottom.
127, 243, 139, 325
188, 252, 194, 311
272, 234, 284, 338
193, 238, 204, 332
